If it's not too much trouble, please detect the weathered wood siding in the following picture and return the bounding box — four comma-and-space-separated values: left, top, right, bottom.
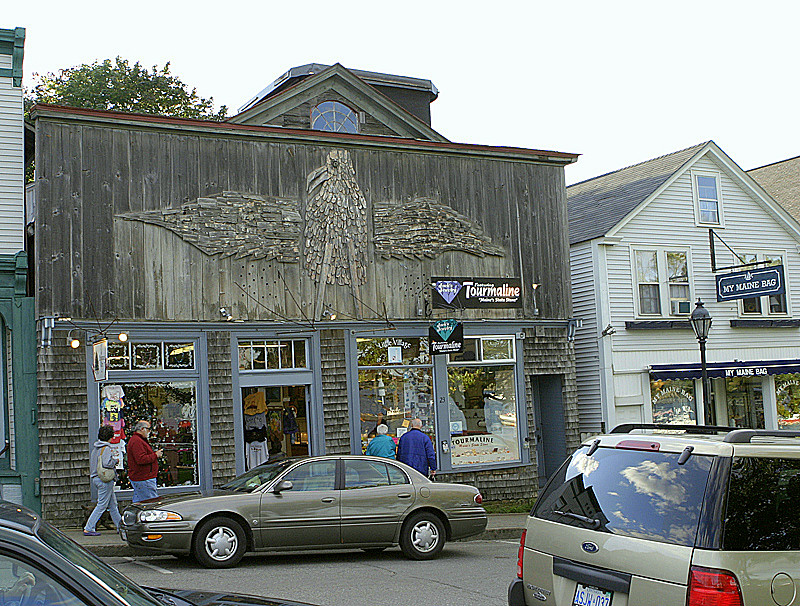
38, 335, 90, 525
320, 329, 350, 454
34, 117, 571, 324
207, 330, 236, 485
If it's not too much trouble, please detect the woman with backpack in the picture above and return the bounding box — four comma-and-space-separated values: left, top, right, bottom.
84, 425, 122, 536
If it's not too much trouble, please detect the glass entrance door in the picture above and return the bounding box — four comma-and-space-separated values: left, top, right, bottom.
241, 385, 310, 470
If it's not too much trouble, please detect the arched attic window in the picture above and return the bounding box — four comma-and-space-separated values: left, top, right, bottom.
310, 101, 359, 133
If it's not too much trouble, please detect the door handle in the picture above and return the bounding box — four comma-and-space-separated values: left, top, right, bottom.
397, 493, 412, 499
321, 497, 336, 503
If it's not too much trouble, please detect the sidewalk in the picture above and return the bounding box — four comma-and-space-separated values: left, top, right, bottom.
64, 513, 528, 558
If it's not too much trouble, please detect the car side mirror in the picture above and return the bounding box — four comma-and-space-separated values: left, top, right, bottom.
273, 480, 293, 494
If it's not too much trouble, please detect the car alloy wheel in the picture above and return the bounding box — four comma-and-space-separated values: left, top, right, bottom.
400, 512, 445, 560
193, 517, 246, 568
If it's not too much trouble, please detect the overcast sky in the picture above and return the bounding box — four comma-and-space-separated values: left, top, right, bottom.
7, 1, 799, 184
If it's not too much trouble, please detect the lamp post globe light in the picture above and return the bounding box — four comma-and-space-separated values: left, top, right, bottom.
689, 299, 713, 424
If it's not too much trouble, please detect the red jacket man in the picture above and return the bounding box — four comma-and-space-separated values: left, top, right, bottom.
127, 420, 163, 502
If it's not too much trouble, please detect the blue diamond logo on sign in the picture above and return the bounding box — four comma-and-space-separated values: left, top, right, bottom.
434, 280, 462, 305
433, 319, 458, 341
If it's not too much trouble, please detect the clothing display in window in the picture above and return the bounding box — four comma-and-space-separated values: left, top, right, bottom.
243, 391, 269, 469
283, 407, 299, 435
101, 384, 126, 444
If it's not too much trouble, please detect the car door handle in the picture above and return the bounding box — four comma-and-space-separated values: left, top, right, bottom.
397, 493, 412, 499
321, 497, 336, 503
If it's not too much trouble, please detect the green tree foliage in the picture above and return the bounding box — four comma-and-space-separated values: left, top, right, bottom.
25, 56, 227, 120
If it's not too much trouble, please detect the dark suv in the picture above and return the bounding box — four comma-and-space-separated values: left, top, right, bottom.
509, 424, 800, 606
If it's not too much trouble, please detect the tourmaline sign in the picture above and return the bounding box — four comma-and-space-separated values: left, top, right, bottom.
716, 265, 785, 302
429, 319, 464, 355
431, 277, 523, 309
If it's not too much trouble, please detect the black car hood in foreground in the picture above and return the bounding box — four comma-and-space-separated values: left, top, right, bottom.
149, 587, 315, 606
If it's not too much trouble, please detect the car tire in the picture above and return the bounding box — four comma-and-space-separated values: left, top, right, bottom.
193, 517, 246, 568
400, 512, 445, 560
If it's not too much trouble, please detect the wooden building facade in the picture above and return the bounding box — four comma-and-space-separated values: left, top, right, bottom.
31, 64, 580, 524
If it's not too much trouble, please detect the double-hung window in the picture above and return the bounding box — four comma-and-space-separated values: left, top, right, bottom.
693, 171, 723, 226
739, 252, 788, 315
634, 249, 691, 317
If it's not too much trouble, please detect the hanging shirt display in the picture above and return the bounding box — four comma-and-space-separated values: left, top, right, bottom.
243, 391, 269, 469
101, 384, 126, 444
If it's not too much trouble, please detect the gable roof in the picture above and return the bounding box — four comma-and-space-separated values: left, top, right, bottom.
238, 63, 438, 114
228, 63, 448, 142
748, 156, 800, 222
567, 142, 708, 245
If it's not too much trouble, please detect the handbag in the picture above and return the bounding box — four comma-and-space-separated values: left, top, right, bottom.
96, 446, 116, 483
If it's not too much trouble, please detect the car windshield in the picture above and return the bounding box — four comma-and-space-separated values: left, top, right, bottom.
534, 445, 713, 547
220, 458, 297, 492
36, 521, 161, 606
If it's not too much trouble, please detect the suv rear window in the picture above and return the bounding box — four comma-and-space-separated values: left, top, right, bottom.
723, 456, 800, 551
534, 445, 713, 547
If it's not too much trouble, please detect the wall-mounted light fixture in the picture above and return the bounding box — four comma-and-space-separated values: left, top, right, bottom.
68, 330, 82, 349
531, 284, 540, 316
118, 332, 128, 342
322, 307, 337, 321
601, 324, 616, 337
219, 307, 233, 321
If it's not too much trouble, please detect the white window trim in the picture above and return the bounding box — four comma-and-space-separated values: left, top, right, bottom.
446, 335, 516, 365
630, 246, 694, 319
691, 170, 725, 228
736, 250, 791, 317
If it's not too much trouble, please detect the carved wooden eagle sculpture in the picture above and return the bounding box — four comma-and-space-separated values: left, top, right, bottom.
118, 150, 505, 291
303, 149, 368, 288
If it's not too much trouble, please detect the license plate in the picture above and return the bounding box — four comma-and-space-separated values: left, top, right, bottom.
573, 583, 612, 606
119, 529, 127, 541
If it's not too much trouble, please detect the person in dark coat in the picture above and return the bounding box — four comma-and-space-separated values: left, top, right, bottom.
397, 418, 436, 478
127, 420, 163, 503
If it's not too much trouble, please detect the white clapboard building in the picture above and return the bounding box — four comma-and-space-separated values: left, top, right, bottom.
569, 141, 800, 437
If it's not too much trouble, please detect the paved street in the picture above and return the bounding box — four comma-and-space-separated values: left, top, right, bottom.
106, 539, 518, 606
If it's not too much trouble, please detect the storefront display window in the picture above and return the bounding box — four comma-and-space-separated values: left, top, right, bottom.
776, 374, 800, 429
725, 376, 765, 428
100, 381, 198, 490
447, 337, 519, 467
357, 337, 434, 451
239, 340, 307, 371
241, 385, 308, 469
650, 379, 696, 424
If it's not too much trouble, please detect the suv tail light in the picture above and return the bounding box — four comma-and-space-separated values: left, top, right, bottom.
516, 529, 527, 578
687, 566, 743, 606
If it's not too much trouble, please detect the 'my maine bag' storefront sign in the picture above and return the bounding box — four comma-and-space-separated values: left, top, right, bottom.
716, 265, 785, 302
431, 277, 522, 309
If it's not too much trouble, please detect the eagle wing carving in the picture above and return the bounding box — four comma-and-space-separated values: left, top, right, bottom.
119, 192, 302, 262
373, 198, 505, 260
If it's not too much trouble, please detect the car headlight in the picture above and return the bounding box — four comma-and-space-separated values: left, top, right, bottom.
138, 510, 183, 522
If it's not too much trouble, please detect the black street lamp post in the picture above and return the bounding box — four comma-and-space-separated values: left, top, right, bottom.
690, 299, 713, 424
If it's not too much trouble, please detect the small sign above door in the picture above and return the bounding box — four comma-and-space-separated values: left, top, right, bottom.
429, 319, 464, 355
716, 265, 785, 302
